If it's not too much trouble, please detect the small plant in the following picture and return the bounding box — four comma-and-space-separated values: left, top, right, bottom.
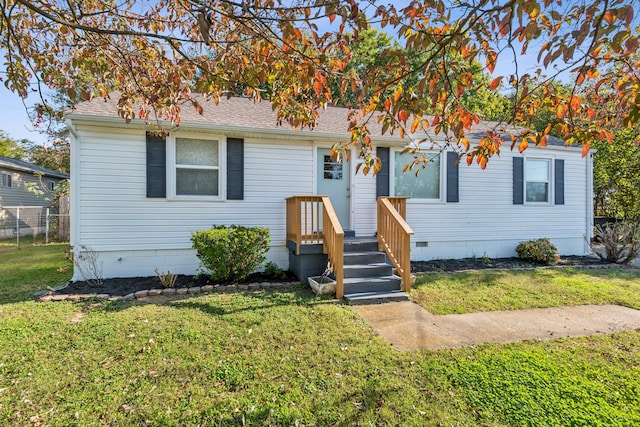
154, 268, 177, 288
73, 245, 104, 287
191, 225, 270, 283
592, 221, 640, 264
516, 238, 560, 265
263, 262, 283, 280
481, 253, 492, 266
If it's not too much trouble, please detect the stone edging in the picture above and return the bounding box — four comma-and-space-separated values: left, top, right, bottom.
36, 281, 302, 303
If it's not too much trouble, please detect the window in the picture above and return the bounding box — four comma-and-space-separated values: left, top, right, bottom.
1, 173, 12, 188
323, 155, 343, 180
525, 159, 550, 203
175, 137, 220, 196
48, 180, 56, 191
393, 151, 441, 199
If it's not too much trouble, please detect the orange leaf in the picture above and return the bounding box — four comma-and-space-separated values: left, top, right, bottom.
397, 110, 409, 123
486, 51, 498, 73
518, 140, 528, 153
329, 13, 337, 24
603, 11, 615, 24
479, 156, 488, 169
581, 143, 591, 157
576, 73, 585, 85
489, 76, 503, 90
313, 80, 323, 96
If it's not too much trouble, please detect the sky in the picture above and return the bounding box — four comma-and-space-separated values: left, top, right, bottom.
0, 84, 49, 145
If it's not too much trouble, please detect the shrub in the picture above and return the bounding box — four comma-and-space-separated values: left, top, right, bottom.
516, 238, 560, 265
263, 261, 283, 279
191, 225, 270, 283
592, 221, 640, 264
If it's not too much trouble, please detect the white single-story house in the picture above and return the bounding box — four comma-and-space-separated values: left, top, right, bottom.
66, 95, 593, 299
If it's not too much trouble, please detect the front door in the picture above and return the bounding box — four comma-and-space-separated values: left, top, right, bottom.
317, 148, 350, 229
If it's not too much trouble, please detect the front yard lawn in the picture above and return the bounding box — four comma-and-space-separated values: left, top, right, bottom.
0, 243, 72, 304
411, 267, 640, 314
1, 246, 639, 426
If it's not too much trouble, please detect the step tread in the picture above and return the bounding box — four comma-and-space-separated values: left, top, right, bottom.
343, 251, 385, 256
343, 290, 410, 305
343, 275, 401, 284
343, 262, 391, 269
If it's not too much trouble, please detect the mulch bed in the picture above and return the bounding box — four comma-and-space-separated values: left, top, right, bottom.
411, 255, 613, 273
53, 256, 621, 299
58, 271, 298, 297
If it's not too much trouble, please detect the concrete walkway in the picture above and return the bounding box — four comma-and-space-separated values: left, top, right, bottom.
352, 302, 640, 351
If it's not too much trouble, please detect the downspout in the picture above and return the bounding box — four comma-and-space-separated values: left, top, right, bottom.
586, 152, 594, 254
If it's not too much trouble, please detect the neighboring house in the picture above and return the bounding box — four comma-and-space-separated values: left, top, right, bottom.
0, 156, 68, 207
66, 96, 593, 294
0, 156, 69, 239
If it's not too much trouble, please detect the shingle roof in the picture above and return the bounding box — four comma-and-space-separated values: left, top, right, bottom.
0, 156, 69, 179
68, 94, 567, 147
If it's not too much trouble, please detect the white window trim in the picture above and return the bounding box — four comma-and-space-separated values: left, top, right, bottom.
166, 133, 227, 201
524, 157, 553, 205
390, 149, 445, 203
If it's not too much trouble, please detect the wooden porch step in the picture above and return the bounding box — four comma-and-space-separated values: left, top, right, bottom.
344, 290, 410, 305
343, 251, 387, 265
344, 262, 393, 278
344, 275, 401, 294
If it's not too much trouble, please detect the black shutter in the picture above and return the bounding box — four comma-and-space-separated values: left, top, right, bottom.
146, 133, 166, 198
376, 147, 390, 198
227, 138, 244, 200
446, 151, 459, 202
513, 157, 524, 205
554, 159, 564, 205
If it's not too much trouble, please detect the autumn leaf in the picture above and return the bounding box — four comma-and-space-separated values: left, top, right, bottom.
489, 76, 503, 90
485, 51, 498, 73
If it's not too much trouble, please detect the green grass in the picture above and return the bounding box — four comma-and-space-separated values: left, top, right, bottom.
411, 267, 640, 314
1, 246, 639, 426
0, 243, 72, 303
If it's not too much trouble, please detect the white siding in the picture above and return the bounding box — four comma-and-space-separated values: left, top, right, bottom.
352, 147, 588, 260
73, 126, 314, 279
72, 123, 590, 280
405, 149, 589, 260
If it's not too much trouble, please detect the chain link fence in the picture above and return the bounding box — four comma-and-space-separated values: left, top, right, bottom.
0, 206, 70, 247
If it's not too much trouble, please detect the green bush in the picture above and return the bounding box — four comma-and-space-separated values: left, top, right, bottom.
263, 261, 283, 279
191, 225, 270, 283
516, 238, 560, 265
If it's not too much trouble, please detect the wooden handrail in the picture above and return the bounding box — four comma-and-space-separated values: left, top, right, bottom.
321, 196, 344, 299
286, 196, 324, 253
377, 197, 414, 292
385, 197, 409, 220
286, 195, 344, 298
